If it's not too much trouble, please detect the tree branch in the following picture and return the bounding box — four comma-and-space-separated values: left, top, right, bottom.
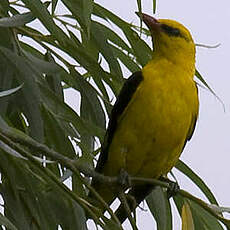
0, 129, 121, 228
1, 127, 230, 229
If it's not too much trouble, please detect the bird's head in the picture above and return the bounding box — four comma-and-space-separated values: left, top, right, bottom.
137, 13, 195, 65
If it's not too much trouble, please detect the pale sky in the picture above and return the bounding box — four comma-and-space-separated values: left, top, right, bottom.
78, 0, 230, 229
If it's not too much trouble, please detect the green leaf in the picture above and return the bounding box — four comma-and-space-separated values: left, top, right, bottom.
0, 84, 23, 98
0, 46, 44, 142
0, 115, 9, 130
0, 12, 35, 27
173, 195, 223, 230
0, 44, 16, 115
83, 0, 93, 38
51, 0, 58, 15
0, 0, 10, 16
61, 0, 92, 39
110, 45, 141, 73
91, 21, 123, 78
136, 0, 143, 29
93, 21, 132, 53
78, 72, 106, 149
41, 106, 76, 158
0, 213, 18, 230
153, 0, 157, 13
21, 0, 69, 44
189, 200, 224, 230
195, 69, 224, 109
136, 0, 142, 13
38, 83, 86, 136
146, 186, 172, 230
93, 3, 152, 67
23, 51, 63, 75
44, 51, 64, 100
0, 140, 24, 159
175, 160, 218, 205
182, 201, 195, 230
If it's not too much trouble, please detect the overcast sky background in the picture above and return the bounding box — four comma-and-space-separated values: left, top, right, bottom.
64, 0, 230, 229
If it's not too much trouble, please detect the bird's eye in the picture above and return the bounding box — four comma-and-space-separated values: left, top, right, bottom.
161, 24, 181, 37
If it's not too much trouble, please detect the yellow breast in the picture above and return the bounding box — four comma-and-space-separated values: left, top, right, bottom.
103, 58, 198, 179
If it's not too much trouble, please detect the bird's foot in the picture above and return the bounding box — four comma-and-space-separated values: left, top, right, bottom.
117, 168, 132, 191
159, 176, 180, 198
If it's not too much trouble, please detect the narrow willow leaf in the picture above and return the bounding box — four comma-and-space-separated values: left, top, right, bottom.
0, 26, 18, 114
136, 0, 143, 29
66, 48, 110, 100
0, 115, 9, 130
182, 201, 195, 230
21, 0, 69, 43
0, 46, 44, 142
76, 70, 106, 137
173, 194, 223, 230
91, 21, 123, 78
195, 69, 215, 94
0, 0, 10, 16
61, 0, 92, 39
83, 0, 93, 38
39, 82, 105, 142
0, 213, 18, 230
93, 3, 152, 67
0, 12, 35, 27
153, 0, 157, 13
195, 69, 224, 109
51, 0, 58, 15
189, 200, 224, 230
0, 141, 24, 159
93, 21, 132, 53
175, 160, 218, 205
44, 51, 64, 100
136, 0, 142, 13
0, 84, 23, 98
23, 51, 63, 74
71, 201, 88, 230
110, 45, 141, 73
0, 124, 54, 163
38, 83, 86, 136
22, 19, 110, 101
146, 186, 172, 230
41, 106, 76, 158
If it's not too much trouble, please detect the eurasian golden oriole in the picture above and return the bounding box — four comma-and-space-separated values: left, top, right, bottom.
90, 12, 199, 222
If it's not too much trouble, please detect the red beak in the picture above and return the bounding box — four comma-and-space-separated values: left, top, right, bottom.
136, 12, 160, 32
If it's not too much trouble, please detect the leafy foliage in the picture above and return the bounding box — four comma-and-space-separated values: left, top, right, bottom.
0, 0, 229, 229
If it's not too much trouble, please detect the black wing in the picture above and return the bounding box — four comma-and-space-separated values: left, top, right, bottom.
95, 71, 143, 173
186, 84, 198, 141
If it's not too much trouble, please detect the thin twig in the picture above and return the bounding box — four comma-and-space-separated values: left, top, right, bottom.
1, 127, 230, 228
0, 128, 121, 226
0, 132, 104, 227
118, 192, 138, 230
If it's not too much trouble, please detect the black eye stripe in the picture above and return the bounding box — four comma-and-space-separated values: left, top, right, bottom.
161, 24, 181, 37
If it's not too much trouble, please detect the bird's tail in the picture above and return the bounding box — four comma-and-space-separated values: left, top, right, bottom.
115, 184, 154, 223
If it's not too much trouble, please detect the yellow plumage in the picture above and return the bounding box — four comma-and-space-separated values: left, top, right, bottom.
90, 13, 199, 220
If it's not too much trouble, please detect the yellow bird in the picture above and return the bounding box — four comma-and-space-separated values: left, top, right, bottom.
90, 13, 199, 222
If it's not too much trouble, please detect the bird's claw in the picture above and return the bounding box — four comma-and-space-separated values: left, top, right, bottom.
159, 176, 180, 198
117, 168, 131, 190
167, 180, 180, 198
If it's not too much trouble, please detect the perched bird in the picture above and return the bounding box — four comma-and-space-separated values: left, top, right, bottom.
90, 13, 199, 223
